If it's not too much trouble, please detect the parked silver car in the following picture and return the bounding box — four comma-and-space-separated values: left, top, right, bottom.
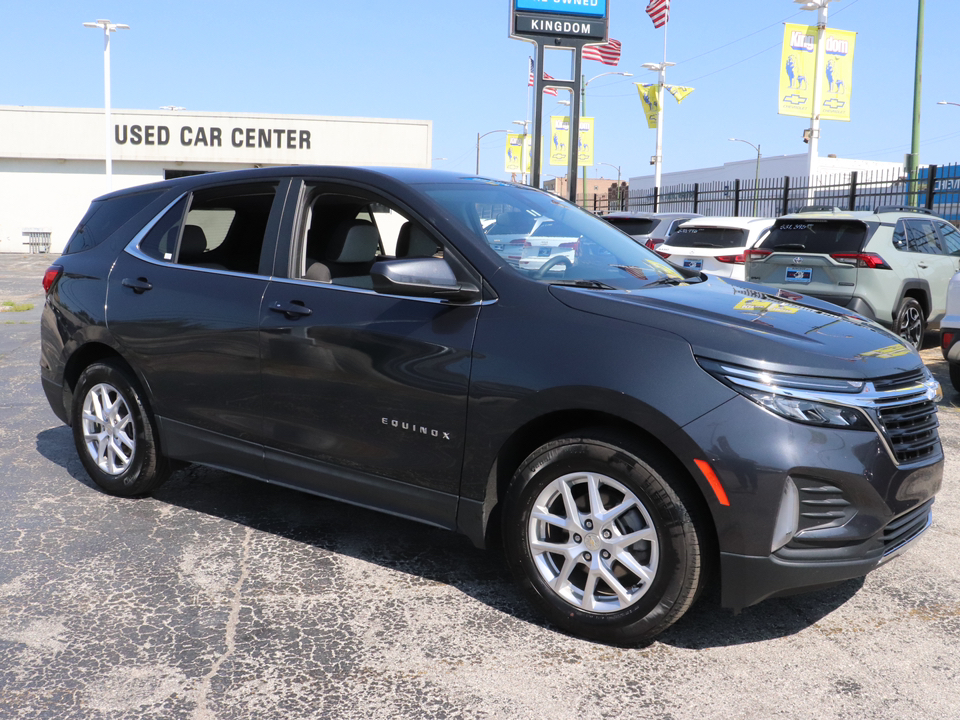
602, 212, 702, 250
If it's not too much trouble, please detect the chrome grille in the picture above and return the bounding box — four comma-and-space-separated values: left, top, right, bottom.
869, 372, 941, 465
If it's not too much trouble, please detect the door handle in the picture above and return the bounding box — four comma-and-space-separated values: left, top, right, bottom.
270, 300, 313, 318
917, 263, 929, 269
122, 277, 153, 294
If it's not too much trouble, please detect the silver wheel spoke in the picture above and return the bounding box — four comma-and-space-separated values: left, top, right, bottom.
614, 550, 655, 586
81, 382, 136, 477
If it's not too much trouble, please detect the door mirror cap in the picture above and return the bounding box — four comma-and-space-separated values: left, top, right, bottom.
371, 258, 480, 303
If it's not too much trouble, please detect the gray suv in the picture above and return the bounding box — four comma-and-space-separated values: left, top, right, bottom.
746, 206, 960, 348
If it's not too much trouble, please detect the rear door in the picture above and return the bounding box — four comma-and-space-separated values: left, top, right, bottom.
746, 219, 868, 303
905, 218, 960, 321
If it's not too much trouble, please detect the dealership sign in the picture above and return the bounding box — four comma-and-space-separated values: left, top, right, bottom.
511, 0, 608, 42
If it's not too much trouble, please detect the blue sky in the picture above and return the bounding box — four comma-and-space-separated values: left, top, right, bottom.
3, 1, 959, 183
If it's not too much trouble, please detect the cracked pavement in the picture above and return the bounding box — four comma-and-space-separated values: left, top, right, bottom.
1, 253, 959, 719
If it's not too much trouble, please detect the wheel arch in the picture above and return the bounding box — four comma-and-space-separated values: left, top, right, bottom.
61, 343, 146, 427
895, 280, 931, 320
470, 409, 719, 564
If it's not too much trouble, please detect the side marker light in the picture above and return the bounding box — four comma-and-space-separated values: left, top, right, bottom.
694, 459, 730, 506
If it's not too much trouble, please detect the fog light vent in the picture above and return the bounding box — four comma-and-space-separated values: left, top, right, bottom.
771, 478, 799, 552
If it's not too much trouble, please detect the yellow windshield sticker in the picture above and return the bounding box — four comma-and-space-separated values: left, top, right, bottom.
858, 344, 911, 359
734, 298, 800, 315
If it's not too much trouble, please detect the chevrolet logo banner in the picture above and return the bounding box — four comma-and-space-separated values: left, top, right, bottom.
779, 23, 856, 121
636, 84, 661, 129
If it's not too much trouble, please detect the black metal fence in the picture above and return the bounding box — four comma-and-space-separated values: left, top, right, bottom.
577, 163, 960, 222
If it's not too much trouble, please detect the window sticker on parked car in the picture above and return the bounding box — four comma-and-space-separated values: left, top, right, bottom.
785, 267, 812, 283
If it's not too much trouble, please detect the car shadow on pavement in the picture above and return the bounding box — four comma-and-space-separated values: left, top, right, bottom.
36, 425, 867, 649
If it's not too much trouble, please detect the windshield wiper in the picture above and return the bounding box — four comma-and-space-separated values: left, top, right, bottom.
644, 275, 703, 287
773, 242, 806, 250
692, 242, 722, 247
549, 280, 617, 290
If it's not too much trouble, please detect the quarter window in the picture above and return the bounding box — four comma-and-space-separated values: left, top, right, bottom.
936, 221, 960, 256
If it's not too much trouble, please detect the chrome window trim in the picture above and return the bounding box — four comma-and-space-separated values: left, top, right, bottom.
267, 275, 492, 307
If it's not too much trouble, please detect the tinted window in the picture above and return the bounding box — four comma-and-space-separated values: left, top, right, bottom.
604, 218, 658, 236
139, 197, 188, 262
758, 220, 867, 254
666, 227, 748, 249
905, 220, 942, 255
936, 221, 960, 256
62, 191, 163, 254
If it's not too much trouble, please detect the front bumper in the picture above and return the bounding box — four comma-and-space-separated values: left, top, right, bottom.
675, 394, 942, 611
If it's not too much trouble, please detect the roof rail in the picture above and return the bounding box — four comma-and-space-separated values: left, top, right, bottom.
797, 205, 843, 213
874, 205, 935, 215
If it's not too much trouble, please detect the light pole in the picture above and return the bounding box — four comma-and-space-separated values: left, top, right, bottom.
84, 19, 129, 192
581, 72, 633, 208
512, 120, 529, 184
728, 138, 762, 215
599, 162, 622, 212
476, 129, 508, 175
793, 0, 840, 185
938, 101, 960, 108
641, 61, 674, 195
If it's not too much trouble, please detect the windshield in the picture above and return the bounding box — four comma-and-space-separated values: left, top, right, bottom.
758, 219, 868, 253
420, 181, 691, 289
666, 226, 749, 249
603, 217, 658, 236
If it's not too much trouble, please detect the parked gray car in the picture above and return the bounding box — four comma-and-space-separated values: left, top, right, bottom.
746, 206, 960, 349
602, 211, 701, 250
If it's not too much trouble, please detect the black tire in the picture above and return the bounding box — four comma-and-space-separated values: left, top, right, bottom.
71, 360, 170, 497
502, 433, 708, 645
894, 297, 925, 350
950, 362, 960, 394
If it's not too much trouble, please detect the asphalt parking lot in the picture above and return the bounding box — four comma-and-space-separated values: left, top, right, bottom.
1, 252, 958, 720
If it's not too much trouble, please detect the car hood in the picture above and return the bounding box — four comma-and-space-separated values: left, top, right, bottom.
549, 275, 923, 379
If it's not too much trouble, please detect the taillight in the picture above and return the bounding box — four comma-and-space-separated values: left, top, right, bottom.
559, 240, 581, 258
644, 238, 657, 250
656, 250, 671, 259
943, 331, 955, 359
745, 248, 772, 261
830, 252, 891, 269
716, 254, 745, 264
42, 265, 63, 294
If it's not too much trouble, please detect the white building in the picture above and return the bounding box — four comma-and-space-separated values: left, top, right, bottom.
628, 153, 903, 192
0, 106, 432, 254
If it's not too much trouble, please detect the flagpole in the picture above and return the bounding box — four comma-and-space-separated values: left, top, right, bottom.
525, 57, 532, 185
655, 22, 667, 196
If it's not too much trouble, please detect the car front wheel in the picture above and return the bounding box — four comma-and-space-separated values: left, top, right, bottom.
502, 433, 708, 645
895, 297, 925, 349
71, 360, 170, 497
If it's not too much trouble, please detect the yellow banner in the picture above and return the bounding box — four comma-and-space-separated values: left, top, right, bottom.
667, 85, 694, 103
821, 28, 855, 122
779, 23, 855, 121
636, 84, 660, 129
546, 116, 594, 167
505, 133, 531, 173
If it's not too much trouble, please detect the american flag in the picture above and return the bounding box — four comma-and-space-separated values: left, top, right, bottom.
582, 38, 622, 66
528, 57, 559, 96
646, 0, 670, 28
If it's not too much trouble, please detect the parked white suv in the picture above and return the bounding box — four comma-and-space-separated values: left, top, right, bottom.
656, 216, 774, 281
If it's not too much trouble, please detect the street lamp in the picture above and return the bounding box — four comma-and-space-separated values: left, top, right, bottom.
938, 101, 960, 107
159, 106, 185, 111
641, 61, 675, 196
512, 120, 530, 183
792, 0, 841, 184
598, 162, 622, 211
476, 129, 508, 175
84, 19, 129, 191
581, 71, 633, 207
728, 138, 762, 215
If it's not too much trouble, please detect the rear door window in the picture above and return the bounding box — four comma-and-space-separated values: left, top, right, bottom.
904, 219, 942, 255
935, 221, 960, 256
758, 220, 868, 254
666, 227, 748, 249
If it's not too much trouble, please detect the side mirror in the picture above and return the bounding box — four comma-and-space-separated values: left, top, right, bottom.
371, 258, 480, 303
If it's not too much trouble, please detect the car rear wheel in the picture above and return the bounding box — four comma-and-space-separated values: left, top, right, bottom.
72, 360, 170, 497
894, 297, 925, 349
502, 433, 708, 645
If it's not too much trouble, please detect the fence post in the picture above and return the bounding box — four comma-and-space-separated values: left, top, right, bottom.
781, 176, 791, 216
693, 183, 699, 214
926, 165, 938, 210
653, 186, 659, 213
848, 171, 858, 211
733, 178, 741, 217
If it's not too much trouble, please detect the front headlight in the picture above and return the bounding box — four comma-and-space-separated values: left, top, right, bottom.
698, 358, 873, 430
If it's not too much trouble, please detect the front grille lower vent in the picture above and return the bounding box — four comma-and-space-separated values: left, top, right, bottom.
882, 499, 934, 556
